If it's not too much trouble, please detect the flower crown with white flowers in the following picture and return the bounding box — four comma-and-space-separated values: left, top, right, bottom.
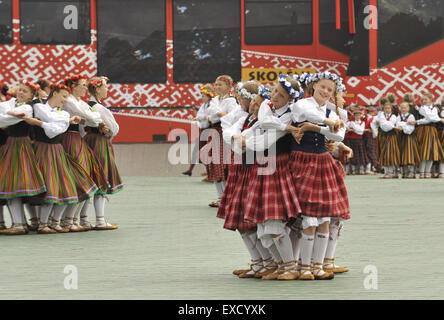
306, 71, 344, 92
278, 74, 304, 100
292, 72, 311, 87
238, 87, 257, 100
258, 85, 271, 100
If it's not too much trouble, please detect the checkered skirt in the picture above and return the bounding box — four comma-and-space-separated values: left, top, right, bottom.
348, 138, 368, 166
289, 151, 350, 219
243, 153, 301, 224
200, 126, 227, 182
363, 135, 378, 167
217, 164, 258, 232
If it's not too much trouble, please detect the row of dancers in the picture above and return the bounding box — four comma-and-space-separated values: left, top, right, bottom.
0, 75, 123, 235
194, 71, 352, 280
343, 94, 444, 178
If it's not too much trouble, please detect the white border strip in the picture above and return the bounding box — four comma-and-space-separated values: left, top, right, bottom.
113, 112, 193, 124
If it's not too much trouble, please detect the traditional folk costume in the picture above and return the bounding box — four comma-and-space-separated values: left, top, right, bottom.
0, 128, 7, 230
203, 94, 238, 206
289, 94, 349, 280
61, 94, 110, 231
32, 102, 98, 233
396, 113, 420, 178
376, 112, 400, 178
0, 98, 47, 235
84, 97, 122, 229
438, 109, 444, 178
242, 95, 302, 281
346, 114, 367, 174
416, 105, 444, 178
363, 114, 378, 174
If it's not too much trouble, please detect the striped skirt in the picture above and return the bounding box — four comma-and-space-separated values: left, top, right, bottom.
399, 133, 420, 166
348, 138, 368, 166
200, 126, 227, 182
416, 125, 444, 162
84, 133, 123, 194
0, 137, 46, 199
244, 153, 301, 224
32, 142, 98, 205
61, 132, 110, 193
378, 134, 400, 166
363, 135, 378, 166
217, 164, 257, 232
289, 151, 350, 219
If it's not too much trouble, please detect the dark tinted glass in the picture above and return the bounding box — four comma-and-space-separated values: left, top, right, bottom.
20, 0, 90, 44
173, 0, 241, 83
0, 0, 12, 44
245, 0, 312, 45
347, 0, 370, 76
378, 0, 444, 67
97, 0, 166, 83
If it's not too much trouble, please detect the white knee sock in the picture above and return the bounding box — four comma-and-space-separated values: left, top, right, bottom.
300, 233, 315, 267
24, 204, 37, 220
39, 204, 54, 224
6, 198, 24, 226
425, 160, 433, 173
289, 229, 302, 262
419, 160, 426, 173
440, 163, 444, 174
52, 205, 67, 222
325, 225, 341, 260
365, 163, 371, 173
221, 181, 226, 192
240, 233, 261, 261
272, 234, 294, 263
267, 243, 282, 263
312, 232, 329, 264
249, 233, 272, 261
80, 199, 91, 223
94, 195, 106, 222
214, 182, 223, 199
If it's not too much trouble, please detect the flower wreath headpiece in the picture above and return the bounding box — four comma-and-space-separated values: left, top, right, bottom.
278, 74, 304, 99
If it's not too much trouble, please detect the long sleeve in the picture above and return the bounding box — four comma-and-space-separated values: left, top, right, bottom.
258, 100, 291, 131
397, 115, 415, 135
379, 114, 396, 132
319, 110, 345, 142
0, 100, 33, 127
222, 115, 246, 145
207, 97, 221, 123
63, 95, 102, 127
370, 117, 378, 138
353, 121, 365, 135
221, 105, 246, 130
245, 129, 288, 152
291, 98, 327, 125
417, 106, 441, 125
34, 103, 70, 138
94, 103, 119, 137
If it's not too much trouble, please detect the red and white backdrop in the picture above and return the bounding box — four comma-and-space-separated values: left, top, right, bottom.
1, 21, 443, 142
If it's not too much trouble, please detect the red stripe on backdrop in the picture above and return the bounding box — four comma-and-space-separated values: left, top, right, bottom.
348, 0, 356, 34
336, 0, 341, 29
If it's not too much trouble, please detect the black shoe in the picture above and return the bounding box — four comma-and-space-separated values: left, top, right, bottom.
182, 171, 192, 176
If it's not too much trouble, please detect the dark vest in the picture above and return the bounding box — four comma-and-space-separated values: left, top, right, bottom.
240, 115, 258, 166
0, 128, 8, 145
86, 101, 101, 134
5, 121, 31, 138
33, 108, 63, 144
290, 108, 332, 154
263, 108, 292, 157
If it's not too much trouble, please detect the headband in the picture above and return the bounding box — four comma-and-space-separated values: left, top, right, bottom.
50, 82, 72, 94
258, 85, 271, 100
200, 85, 215, 98
278, 74, 304, 99
21, 80, 40, 92
64, 74, 88, 85
306, 72, 344, 92
88, 77, 109, 88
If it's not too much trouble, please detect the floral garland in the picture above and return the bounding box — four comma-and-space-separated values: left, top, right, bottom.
64, 74, 88, 85
88, 77, 109, 88
21, 80, 40, 92
50, 82, 72, 94
306, 71, 343, 92
238, 87, 257, 100
292, 72, 311, 87
258, 85, 271, 100
200, 85, 215, 98
278, 74, 304, 99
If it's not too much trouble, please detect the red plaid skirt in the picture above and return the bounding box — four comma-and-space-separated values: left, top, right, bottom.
348, 138, 368, 166
243, 153, 301, 224
289, 151, 350, 219
200, 126, 228, 182
217, 164, 258, 232
363, 135, 378, 166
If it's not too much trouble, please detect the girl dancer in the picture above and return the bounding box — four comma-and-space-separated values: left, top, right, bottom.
0, 80, 46, 235
24, 83, 98, 234
288, 71, 349, 280
346, 108, 367, 175
395, 102, 420, 178
363, 106, 379, 174
219, 85, 277, 279
408, 93, 444, 178
182, 85, 215, 177
243, 74, 304, 280
204, 75, 238, 208
85, 76, 122, 230
375, 99, 400, 179
61, 74, 110, 231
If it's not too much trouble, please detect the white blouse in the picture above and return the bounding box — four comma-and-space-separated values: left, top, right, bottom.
33, 102, 70, 138
0, 98, 33, 127
221, 104, 248, 131
88, 97, 119, 138
62, 95, 102, 128
207, 95, 238, 124
346, 120, 365, 135
417, 105, 440, 125
196, 102, 210, 129
377, 113, 397, 132
395, 113, 415, 135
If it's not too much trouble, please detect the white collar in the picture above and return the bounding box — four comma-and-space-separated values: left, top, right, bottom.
274, 103, 290, 116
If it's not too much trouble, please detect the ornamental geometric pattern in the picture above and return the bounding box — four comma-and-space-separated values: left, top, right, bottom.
1, 22, 443, 123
